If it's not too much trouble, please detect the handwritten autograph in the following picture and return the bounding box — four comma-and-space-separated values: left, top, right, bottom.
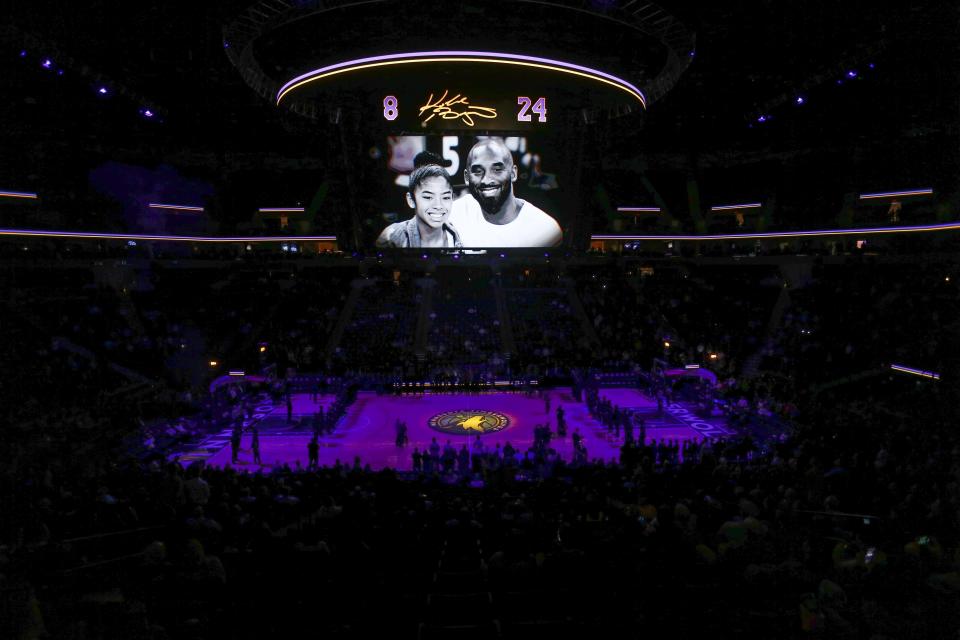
418, 90, 497, 127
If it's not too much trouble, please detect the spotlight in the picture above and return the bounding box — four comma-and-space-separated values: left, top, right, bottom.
97, 86, 108, 95
795, 96, 805, 104
846, 70, 858, 78
663, 341, 670, 348
209, 360, 218, 367
259, 345, 267, 353
140, 108, 154, 118
41, 59, 52, 69
19, 50, 27, 58
757, 115, 767, 123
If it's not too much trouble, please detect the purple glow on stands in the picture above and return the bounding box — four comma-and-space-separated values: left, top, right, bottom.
277, 51, 647, 107
710, 202, 762, 211
0, 190, 39, 199
890, 364, 940, 380
591, 220, 960, 241
0, 228, 336, 243
859, 188, 933, 200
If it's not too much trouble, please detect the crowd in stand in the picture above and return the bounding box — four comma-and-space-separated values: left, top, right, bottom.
334, 278, 420, 373
574, 265, 664, 370
504, 287, 585, 370
574, 263, 782, 377
760, 261, 955, 385
4, 372, 957, 638
1, 254, 819, 389
3, 250, 959, 638
426, 270, 505, 367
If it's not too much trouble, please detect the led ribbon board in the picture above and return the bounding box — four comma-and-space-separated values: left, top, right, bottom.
591, 220, 960, 241
0, 190, 39, 199
277, 51, 646, 132
0, 228, 335, 243
889, 364, 940, 380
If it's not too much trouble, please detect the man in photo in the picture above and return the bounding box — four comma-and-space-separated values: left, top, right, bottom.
449, 138, 562, 247
376, 158, 462, 249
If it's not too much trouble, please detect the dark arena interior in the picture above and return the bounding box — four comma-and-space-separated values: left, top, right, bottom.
3, 1, 960, 638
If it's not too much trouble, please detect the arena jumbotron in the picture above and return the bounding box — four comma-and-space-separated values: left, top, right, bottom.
2, 0, 959, 637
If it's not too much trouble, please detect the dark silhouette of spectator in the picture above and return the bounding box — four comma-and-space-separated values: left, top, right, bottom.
230, 425, 241, 464
307, 436, 319, 470
250, 426, 261, 465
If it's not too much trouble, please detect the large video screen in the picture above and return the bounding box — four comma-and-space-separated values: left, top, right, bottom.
373, 135, 566, 249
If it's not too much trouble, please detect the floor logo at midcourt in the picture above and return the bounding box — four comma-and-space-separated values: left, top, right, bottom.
428, 410, 510, 435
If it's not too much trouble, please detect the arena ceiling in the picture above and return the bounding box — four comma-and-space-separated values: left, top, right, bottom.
1, 0, 957, 214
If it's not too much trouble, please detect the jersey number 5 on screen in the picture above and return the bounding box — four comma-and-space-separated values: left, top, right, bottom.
380, 96, 547, 124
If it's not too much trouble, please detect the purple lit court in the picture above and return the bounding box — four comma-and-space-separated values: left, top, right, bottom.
179, 389, 730, 471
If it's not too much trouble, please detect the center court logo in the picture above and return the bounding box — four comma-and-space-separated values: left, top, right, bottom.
428, 410, 510, 435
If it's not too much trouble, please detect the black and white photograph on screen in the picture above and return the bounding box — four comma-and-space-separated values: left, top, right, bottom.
450, 138, 562, 248
376, 152, 463, 249
379, 135, 564, 249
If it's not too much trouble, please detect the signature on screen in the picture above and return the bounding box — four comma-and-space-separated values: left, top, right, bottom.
419, 90, 497, 127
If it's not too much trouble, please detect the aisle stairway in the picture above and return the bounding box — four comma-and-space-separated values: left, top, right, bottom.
324, 278, 370, 357
563, 277, 599, 346
741, 285, 792, 377
492, 281, 516, 358
414, 278, 434, 361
